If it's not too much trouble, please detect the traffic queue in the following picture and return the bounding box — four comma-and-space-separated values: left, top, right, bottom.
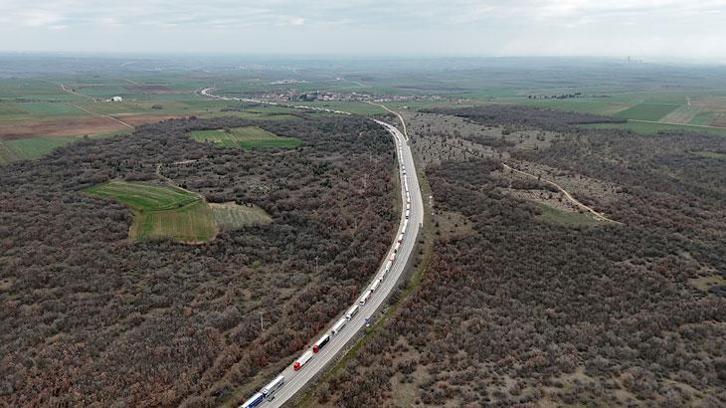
239, 124, 412, 408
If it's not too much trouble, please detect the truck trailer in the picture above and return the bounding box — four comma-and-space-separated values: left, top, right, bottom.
370, 278, 381, 292
358, 289, 373, 306
293, 350, 313, 371
262, 375, 285, 399
240, 392, 264, 408
313, 334, 330, 353
345, 304, 359, 320
331, 317, 347, 335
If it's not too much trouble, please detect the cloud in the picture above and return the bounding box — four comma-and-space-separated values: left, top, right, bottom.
0, 0, 724, 60
16, 9, 65, 27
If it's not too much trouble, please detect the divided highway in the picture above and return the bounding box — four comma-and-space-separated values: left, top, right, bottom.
198, 88, 423, 408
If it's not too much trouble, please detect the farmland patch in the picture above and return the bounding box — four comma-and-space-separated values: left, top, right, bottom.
85, 180, 217, 243
209, 202, 273, 230
614, 103, 681, 121
190, 126, 301, 150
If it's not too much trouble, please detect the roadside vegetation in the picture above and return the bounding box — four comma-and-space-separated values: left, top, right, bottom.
312, 106, 726, 407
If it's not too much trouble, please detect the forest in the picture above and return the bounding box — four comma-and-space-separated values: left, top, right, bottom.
313, 106, 726, 407
0, 113, 398, 406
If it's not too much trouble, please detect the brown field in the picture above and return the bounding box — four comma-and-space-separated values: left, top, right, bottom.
0, 114, 178, 140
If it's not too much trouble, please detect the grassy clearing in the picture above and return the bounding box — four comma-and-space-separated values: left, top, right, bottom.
86, 180, 217, 242
86, 180, 199, 211
536, 204, 602, 227
190, 126, 301, 150
689, 275, 726, 292
614, 103, 681, 121
136, 200, 217, 242
209, 202, 272, 230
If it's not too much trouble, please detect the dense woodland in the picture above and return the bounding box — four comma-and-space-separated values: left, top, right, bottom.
0, 114, 398, 406
316, 107, 726, 407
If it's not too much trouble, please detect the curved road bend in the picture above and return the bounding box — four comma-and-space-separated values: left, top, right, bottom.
265, 121, 422, 407
198, 88, 424, 407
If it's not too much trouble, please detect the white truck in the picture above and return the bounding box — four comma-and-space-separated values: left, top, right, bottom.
370, 278, 381, 292
345, 304, 359, 320
358, 289, 373, 306
293, 350, 313, 371
331, 317, 347, 335
262, 375, 285, 400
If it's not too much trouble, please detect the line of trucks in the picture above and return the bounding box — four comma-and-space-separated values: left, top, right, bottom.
239, 127, 412, 408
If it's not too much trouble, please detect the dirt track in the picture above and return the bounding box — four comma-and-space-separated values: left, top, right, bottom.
502, 163, 623, 224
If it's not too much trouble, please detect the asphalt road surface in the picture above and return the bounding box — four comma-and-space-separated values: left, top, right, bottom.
197, 88, 423, 408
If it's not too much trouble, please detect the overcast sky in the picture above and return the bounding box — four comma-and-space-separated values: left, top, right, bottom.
1, 0, 725, 61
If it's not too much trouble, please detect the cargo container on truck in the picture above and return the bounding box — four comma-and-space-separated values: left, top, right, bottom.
345, 304, 359, 320
240, 392, 264, 408
358, 289, 373, 306
370, 278, 381, 292
331, 317, 347, 335
262, 375, 285, 399
293, 350, 313, 371
313, 334, 330, 353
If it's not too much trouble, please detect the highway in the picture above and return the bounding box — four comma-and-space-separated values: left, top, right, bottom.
198, 88, 423, 408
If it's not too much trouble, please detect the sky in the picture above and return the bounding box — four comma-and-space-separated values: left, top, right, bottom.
1, 0, 725, 61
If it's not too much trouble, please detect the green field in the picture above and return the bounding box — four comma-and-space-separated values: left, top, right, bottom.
137, 200, 217, 242
614, 103, 681, 121
86, 180, 200, 211
0, 136, 80, 164
190, 126, 301, 149
210, 203, 273, 230
85, 180, 217, 242
580, 120, 726, 137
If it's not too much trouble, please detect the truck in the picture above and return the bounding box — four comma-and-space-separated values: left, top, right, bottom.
370, 278, 381, 292
358, 289, 373, 306
405, 209, 410, 219
345, 304, 359, 320
240, 392, 264, 408
393, 242, 401, 253
397, 233, 404, 243
293, 350, 313, 371
389, 253, 396, 262
313, 334, 330, 353
262, 375, 285, 399
331, 317, 347, 335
